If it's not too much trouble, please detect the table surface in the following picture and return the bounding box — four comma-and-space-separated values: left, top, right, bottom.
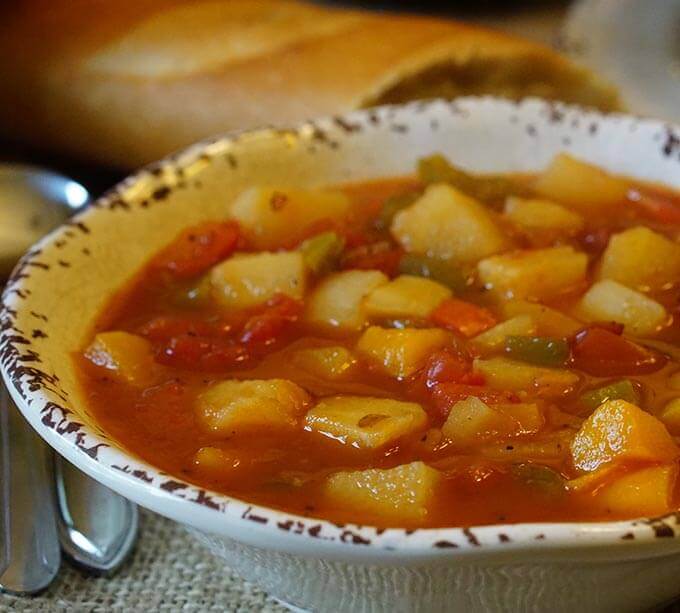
3, 3, 675, 612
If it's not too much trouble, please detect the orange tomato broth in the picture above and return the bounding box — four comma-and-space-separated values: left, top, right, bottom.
75, 168, 680, 529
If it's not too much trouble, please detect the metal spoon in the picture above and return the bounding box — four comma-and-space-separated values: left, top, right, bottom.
0, 389, 60, 595
55, 458, 138, 574
0, 164, 138, 593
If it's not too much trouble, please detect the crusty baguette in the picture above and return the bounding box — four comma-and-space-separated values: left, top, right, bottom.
0, 1, 619, 169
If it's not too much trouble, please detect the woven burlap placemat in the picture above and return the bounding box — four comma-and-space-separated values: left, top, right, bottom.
0, 510, 287, 612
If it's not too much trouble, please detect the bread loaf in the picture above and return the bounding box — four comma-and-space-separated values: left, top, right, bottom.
0, 1, 619, 169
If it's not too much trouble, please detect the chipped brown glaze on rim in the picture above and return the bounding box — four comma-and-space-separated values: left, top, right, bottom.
2, 97, 680, 560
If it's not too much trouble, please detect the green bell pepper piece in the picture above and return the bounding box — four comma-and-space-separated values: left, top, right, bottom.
374, 191, 420, 231
511, 463, 565, 497
300, 231, 345, 274
398, 253, 466, 293
578, 380, 640, 412
504, 335, 570, 367
418, 154, 531, 204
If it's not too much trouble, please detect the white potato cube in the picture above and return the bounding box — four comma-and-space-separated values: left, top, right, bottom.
599, 226, 680, 291
473, 357, 579, 396
305, 396, 427, 449
504, 196, 584, 236
577, 279, 667, 336
533, 154, 629, 213
442, 397, 543, 444
230, 187, 350, 249
478, 246, 587, 300
196, 379, 310, 434
325, 461, 440, 522
209, 251, 305, 309
364, 275, 451, 320
391, 183, 506, 263
304, 270, 388, 331
470, 315, 537, 352
356, 326, 451, 378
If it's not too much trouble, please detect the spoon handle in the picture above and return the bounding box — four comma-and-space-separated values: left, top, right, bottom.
0, 386, 60, 595
55, 455, 138, 574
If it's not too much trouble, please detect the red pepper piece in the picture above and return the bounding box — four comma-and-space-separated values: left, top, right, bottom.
570, 325, 667, 376
430, 298, 497, 337
154, 221, 242, 279
239, 294, 303, 345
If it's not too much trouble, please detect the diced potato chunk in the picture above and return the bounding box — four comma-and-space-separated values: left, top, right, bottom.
391, 183, 506, 263
501, 300, 582, 337
325, 461, 440, 521
442, 397, 543, 445
470, 315, 537, 352
364, 275, 451, 320
196, 379, 310, 434
565, 464, 619, 494
599, 226, 680, 291
84, 331, 157, 387
292, 346, 357, 381
660, 398, 680, 435
230, 187, 350, 249
209, 251, 305, 309
478, 247, 587, 301
533, 154, 629, 213
504, 196, 584, 235
305, 396, 427, 449
576, 279, 667, 336
473, 357, 579, 396
570, 399, 679, 472
304, 270, 388, 331
356, 326, 451, 378
193, 447, 241, 474
593, 464, 678, 517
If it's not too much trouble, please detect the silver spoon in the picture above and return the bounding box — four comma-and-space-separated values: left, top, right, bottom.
0, 164, 138, 593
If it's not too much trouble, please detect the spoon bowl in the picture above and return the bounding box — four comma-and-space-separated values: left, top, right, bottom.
0, 164, 88, 276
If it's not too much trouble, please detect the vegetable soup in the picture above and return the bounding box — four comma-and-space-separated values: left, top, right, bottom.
77, 153, 680, 528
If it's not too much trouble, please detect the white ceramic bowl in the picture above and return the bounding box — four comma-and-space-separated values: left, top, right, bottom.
3, 98, 680, 613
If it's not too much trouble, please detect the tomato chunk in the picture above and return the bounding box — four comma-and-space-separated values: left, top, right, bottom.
422, 348, 472, 387
430, 298, 497, 337
138, 316, 230, 342
570, 326, 667, 376
156, 335, 249, 371
154, 221, 242, 278
239, 294, 303, 345
341, 242, 403, 276
628, 187, 680, 225
431, 383, 519, 418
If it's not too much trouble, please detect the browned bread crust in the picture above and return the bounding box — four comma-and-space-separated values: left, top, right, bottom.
0, 1, 619, 169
